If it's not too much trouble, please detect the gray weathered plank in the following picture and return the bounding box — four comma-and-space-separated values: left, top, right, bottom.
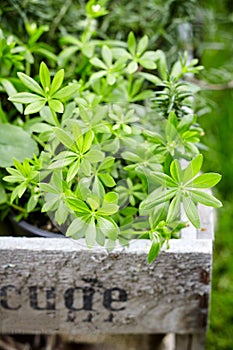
0, 237, 212, 335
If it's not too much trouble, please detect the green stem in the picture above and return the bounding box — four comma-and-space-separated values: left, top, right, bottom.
51, 108, 60, 126
7, 202, 27, 213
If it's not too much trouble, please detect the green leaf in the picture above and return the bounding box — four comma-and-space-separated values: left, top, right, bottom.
0, 184, 7, 204
189, 190, 222, 208
24, 100, 46, 114
89, 71, 107, 82
50, 69, 64, 96
42, 196, 59, 212
104, 192, 118, 203
85, 217, 96, 248
183, 197, 200, 228
86, 195, 100, 211
170, 159, 183, 183
148, 238, 161, 264
121, 151, 141, 162
138, 72, 162, 85
98, 203, 119, 216
82, 130, 94, 153
66, 196, 90, 213
90, 57, 107, 69
53, 127, 74, 149
67, 160, 80, 182
156, 50, 168, 80
140, 188, 176, 211
167, 195, 181, 222
40, 183, 60, 194
128, 32, 136, 56
2, 79, 23, 113
188, 173, 222, 188
102, 45, 112, 67
86, 150, 105, 162
137, 35, 148, 55
99, 173, 116, 187
138, 58, 156, 70
127, 61, 138, 74
0, 124, 38, 167
183, 154, 203, 183
52, 83, 79, 100
17, 72, 44, 95
66, 217, 87, 239
49, 99, 64, 113
98, 157, 115, 171
107, 73, 116, 85
27, 195, 38, 212
150, 172, 177, 187
9, 92, 44, 104
97, 216, 118, 240
96, 227, 105, 246
11, 183, 27, 202
80, 158, 91, 176
39, 62, 51, 91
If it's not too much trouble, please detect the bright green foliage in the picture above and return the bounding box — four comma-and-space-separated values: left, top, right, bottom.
140, 155, 222, 228
0, 124, 38, 167
0, 0, 222, 264
9, 62, 79, 123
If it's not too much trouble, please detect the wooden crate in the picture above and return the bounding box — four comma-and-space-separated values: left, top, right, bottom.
0, 205, 214, 350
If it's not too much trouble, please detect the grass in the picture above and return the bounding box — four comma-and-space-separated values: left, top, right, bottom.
198, 4, 233, 346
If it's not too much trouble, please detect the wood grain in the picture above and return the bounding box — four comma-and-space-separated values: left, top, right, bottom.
0, 237, 212, 335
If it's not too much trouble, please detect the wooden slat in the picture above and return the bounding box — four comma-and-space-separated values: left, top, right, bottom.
175, 333, 206, 350
0, 237, 212, 335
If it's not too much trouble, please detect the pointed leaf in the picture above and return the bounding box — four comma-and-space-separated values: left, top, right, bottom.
170, 159, 183, 183
49, 99, 64, 113
137, 35, 148, 55
24, 100, 46, 114
188, 173, 222, 188
85, 217, 96, 248
66, 196, 90, 213
50, 69, 64, 96
86, 150, 105, 162
17, 72, 44, 95
183, 197, 200, 228
53, 127, 74, 149
9, 92, 44, 104
66, 217, 88, 239
102, 45, 112, 67
189, 190, 222, 208
148, 237, 162, 264
128, 32, 136, 55
39, 62, 51, 91
99, 173, 116, 187
167, 195, 181, 222
82, 130, 94, 153
97, 216, 118, 240
183, 154, 203, 183
52, 83, 79, 100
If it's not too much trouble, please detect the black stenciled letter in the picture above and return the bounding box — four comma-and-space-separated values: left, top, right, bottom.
0, 285, 21, 310
64, 287, 95, 311
103, 288, 127, 311
29, 286, 56, 310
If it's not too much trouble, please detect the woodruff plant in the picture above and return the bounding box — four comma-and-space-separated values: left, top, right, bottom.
1, 1, 222, 263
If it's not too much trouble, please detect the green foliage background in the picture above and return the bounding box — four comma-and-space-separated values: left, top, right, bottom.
1, 0, 233, 347
198, 1, 233, 348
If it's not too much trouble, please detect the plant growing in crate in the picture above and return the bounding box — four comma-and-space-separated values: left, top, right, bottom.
0, 1, 222, 263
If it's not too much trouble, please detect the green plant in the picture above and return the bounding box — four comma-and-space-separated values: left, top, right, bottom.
0, 1, 222, 264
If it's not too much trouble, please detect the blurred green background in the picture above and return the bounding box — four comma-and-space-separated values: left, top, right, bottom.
199, 1, 233, 349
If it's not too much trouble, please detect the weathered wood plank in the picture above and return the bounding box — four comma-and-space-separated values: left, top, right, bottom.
0, 237, 212, 335
175, 333, 206, 350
